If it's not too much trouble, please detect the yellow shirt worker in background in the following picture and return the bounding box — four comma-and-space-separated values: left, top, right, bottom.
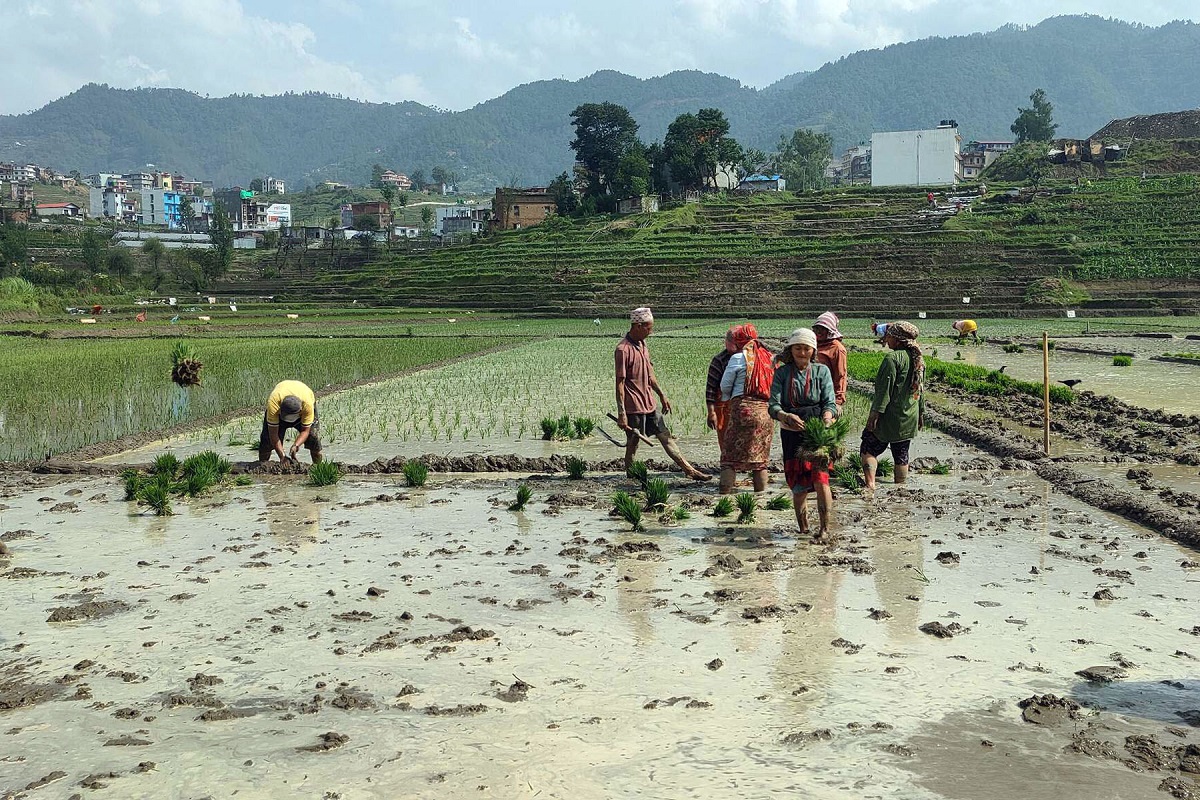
952, 319, 979, 342
259, 379, 324, 464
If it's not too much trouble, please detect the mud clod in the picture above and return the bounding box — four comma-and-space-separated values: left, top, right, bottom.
1076, 665, 1129, 683
1018, 694, 1082, 726
46, 599, 130, 623
919, 621, 967, 638
299, 731, 350, 752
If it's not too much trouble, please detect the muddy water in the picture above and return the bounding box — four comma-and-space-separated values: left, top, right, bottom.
3, 451, 1200, 798
956, 343, 1195, 415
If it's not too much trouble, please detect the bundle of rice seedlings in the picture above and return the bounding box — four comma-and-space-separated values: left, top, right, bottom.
712, 496, 735, 518
170, 341, 204, 387
627, 461, 649, 486
765, 494, 793, 511
566, 456, 586, 480
122, 468, 147, 501
735, 492, 757, 524
181, 451, 231, 478
540, 417, 558, 440
308, 461, 341, 486
151, 453, 180, 477
182, 464, 219, 496
877, 458, 894, 478
644, 478, 670, 510
403, 460, 429, 487
233, 475, 254, 486
612, 491, 644, 532
137, 481, 173, 516
554, 414, 573, 440
797, 416, 851, 468
927, 462, 951, 475
845, 452, 865, 473
1113, 355, 1133, 367
832, 463, 863, 492
572, 417, 596, 438
673, 507, 691, 521
508, 483, 533, 511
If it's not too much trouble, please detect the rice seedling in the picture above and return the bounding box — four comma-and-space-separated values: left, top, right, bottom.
673, 507, 691, 521
403, 460, 429, 487
566, 456, 586, 480
170, 341, 204, 387
151, 453, 180, 477
845, 452, 865, 473
122, 468, 147, 500
712, 496, 735, 517
137, 480, 174, 516
877, 458, 895, 478
572, 417, 596, 438
233, 475, 254, 486
644, 478, 670, 510
1113, 355, 1133, 367
927, 462, 951, 475
797, 416, 852, 465
182, 464, 219, 496
765, 494, 793, 511
508, 483, 533, 511
308, 461, 342, 486
832, 463, 863, 491
735, 492, 757, 524
1002, 343, 1024, 354
181, 451, 231, 478
540, 417, 559, 440
612, 491, 644, 532
627, 461, 649, 486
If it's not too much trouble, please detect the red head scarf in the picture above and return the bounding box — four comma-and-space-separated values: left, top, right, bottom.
730, 324, 775, 399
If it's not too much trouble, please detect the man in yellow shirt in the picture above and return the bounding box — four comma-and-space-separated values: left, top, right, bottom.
259, 379, 324, 464
952, 319, 979, 343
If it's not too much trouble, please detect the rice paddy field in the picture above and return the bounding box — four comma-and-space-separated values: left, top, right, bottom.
2, 312, 1200, 799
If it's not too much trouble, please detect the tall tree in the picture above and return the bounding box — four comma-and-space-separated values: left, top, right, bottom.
209, 202, 234, 278
178, 194, 195, 232
430, 165, 449, 191
80, 228, 104, 272
547, 172, 578, 217
249, 177, 264, 192
395, 191, 409, 209
776, 128, 833, 192
379, 184, 396, 206
370, 163, 386, 188
612, 145, 651, 198
409, 169, 426, 191
141, 237, 166, 290
106, 248, 134, 280
663, 108, 742, 192
569, 102, 641, 198
1011, 89, 1058, 142
419, 205, 434, 236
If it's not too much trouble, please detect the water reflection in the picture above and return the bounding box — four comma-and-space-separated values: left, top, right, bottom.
262, 482, 322, 549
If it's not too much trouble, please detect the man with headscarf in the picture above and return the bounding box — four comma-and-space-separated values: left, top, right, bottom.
259, 379, 324, 465
615, 307, 709, 481
861, 321, 924, 488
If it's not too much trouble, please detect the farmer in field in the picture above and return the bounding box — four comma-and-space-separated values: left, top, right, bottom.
870, 321, 889, 341
861, 321, 925, 489
769, 328, 838, 541
615, 307, 709, 481
717, 324, 775, 494
952, 319, 979, 343
259, 379, 325, 465
705, 328, 736, 453
813, 311, 848, 415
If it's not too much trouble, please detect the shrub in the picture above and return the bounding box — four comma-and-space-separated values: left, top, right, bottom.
735, 492, 756, 524
508, 483, 533, 511
566, 456, 586, 480
612, 491, 644, 531
644, 478, 670, 510
1113, 355, 1133, 367
713, 496, 735, 517
403, 460, 429, 487
308, 461, 341, 486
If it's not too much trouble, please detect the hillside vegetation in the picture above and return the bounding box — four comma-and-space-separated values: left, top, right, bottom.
2, 16, 1199, 190
215, 176, 1200, 317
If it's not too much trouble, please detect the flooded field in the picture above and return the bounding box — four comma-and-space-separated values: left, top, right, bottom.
3, 439, 1200, 798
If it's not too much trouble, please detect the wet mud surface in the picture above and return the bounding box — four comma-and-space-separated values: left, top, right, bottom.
1, 447, 1199, 799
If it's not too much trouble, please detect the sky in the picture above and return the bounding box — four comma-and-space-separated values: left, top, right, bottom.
2, 0, 1196, 116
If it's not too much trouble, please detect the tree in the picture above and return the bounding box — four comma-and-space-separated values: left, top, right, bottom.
395, 191, 409, 209
328, 215, 340, 231
170, 250, 208, 292
409, 169, 426, 191
775, 128, 833, 192
613, 145, 651, 199
262, 229, 280, 249
548, 172, 579, 217
178, 194, 195, 232
106, 247, 134, 280
370, 163, 386, 188
0, 223, 29, 269
1011, 89, 1058, 143
249, 177, 264, 192
569, 102, 641, 198
663, 108, 742, 192
209, 201, 234, 278
80, 228, 105, 272
379, 184, 396, 206
353, 214, 380, 231
741, 147, 773, 176
430, 165, 449, 192
142, 238, 166, 290
419, 205, 434, 236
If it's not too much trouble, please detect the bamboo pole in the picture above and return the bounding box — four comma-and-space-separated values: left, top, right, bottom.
1042, 331, 1051, 455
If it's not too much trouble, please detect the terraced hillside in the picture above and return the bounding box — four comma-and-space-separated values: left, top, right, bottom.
216, 178, 1200, 316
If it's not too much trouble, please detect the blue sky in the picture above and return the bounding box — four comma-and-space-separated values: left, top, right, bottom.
2, 0, 1195, 115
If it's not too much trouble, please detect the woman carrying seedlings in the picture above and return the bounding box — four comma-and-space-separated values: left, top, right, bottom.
717, 323, 776, 494
813, 311, 848, 414
705, 329, 737, 453
769, 328, 839, 541
861, 321, 925, 488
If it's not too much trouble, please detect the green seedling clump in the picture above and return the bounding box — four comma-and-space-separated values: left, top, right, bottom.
1113, 355, 1133, 367
308, 461, 341, 486
572, 417, 596, 438
566, 456, 586, 480
877, 458, 895, 478
735, 492, 757, 524
122, 468, 147, 500
151, 453, 180, 477
182, 464, 219, 496
713, 496, 735, 517
928, 462, 951, 475
832, 464, 863, 491
137, 481, 174, 516
509, 483, 533, 511
1002, 343, 1024, 354
765, 494, 793, 511
170, 340, 204, 387
540, 417, 559, 440
627, 461, 649, 486
673, 507, 691, 521
644, 478, 670, 510
403, 460, 429, 487
234, 475, 254, 486
612, 491, 644, 532
797, 416, 852, 465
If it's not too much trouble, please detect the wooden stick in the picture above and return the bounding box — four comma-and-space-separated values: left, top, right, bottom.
595, 426, 624, 448
1042, 331, 1051, 455
606, 412, 655, 445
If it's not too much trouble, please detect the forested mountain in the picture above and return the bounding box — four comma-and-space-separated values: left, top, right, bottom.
1, 15, 1197, 191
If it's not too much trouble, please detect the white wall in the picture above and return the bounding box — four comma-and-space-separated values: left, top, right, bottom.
871, 127, 960, 187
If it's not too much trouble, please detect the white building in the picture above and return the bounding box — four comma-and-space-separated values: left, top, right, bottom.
264, 203, 291, 228
90, 186, 129, 219
870, 123, 961, 187
265, 176, 286, 194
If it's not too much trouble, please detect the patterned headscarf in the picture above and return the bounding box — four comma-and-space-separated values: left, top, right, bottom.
730, 323, 775, 399
887, 320, 925, 396
629, 307, 654, 324
814, 311, 843, 340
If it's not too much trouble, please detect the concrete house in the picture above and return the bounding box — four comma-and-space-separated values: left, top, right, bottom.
492, 187, 554, 230
738, 174, 787, 193
871, 122, 961, 187
139, 189, 183, 228
36, 202, 81, 217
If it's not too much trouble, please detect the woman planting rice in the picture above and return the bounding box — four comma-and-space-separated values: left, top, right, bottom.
769, 328, 839, 541
813, 311, 848, 415
861, 320, 925, 488
717, 324, 776, 494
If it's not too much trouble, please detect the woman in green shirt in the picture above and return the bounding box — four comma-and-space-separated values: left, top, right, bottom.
861, 320, 925, 488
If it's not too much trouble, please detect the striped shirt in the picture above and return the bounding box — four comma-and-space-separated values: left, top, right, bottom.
706, 350, 732, 404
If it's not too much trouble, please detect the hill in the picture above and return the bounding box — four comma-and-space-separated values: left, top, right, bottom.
2, 16, 1199, 190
